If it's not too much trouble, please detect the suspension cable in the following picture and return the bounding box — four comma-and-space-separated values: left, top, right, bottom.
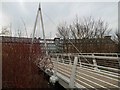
67, 39, 90, 64
42, 11, 57, 26
42, 9, 90, 64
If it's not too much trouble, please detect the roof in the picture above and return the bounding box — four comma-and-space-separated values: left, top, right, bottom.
62, 38, 115, 44
1, 36, 40, 44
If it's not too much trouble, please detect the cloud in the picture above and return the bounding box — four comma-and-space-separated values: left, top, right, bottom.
0, 9, 11, 33
42, 2, 118, 38
1, 2, 118, 38
0, 12, 11, 26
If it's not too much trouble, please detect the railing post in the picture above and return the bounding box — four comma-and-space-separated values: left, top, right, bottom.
68, 55, 72, 65
54, 56, 58, 76
69, 56, 78, 88
92, 53, 98, 71
79, 58, 82, 67
61, 55, 64, 63
117, 54, 120, 68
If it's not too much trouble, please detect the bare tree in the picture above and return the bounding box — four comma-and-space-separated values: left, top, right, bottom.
94, 19, 111, 38
69, 24, 78, 39
57, 16, 111, 39
21, 18, 28, 37
0, 26, 10, 36
115, 30, 120, 42
56, 22, 70, 53
114, 30, 120, 52
72, 17, 111, 39
56, 22, 70, 39
17, 28, 22, 37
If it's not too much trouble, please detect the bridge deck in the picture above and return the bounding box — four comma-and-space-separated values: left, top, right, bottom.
50, 53, 120, 89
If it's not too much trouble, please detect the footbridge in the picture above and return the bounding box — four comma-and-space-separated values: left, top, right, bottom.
48, 53, 120, 89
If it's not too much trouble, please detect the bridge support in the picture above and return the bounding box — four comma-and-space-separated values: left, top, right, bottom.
117, 54, 120, 68
54, 56, 59, 76
92, 54, 98, 71
79, 57, 82, 67
69, 56, 78, 88
68, 55, 72, 65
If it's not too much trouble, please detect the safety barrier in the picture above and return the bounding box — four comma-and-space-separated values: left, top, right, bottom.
51, 53, 120, 89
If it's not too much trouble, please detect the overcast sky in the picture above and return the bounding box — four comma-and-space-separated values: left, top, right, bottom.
0, 2, 118, 38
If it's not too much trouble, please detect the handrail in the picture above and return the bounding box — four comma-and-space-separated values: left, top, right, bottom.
51, 53, 119, 89
81, 63, 120, 72
50, 53, 120, 56
78, 55, 118, 60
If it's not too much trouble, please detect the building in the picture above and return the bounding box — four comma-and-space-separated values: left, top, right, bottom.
61, 36, 118, 53
39, 39, 57, 54
54, 38, 63, 53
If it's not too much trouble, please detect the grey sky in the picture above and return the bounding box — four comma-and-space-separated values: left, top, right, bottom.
1, 2, 118, 38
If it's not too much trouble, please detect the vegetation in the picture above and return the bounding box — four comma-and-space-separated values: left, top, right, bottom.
56, 16, 112, 39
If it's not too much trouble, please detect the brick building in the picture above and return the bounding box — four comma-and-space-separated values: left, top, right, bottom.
62, 36, 118, 53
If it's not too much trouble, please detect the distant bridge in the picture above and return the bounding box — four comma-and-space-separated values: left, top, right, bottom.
47, 53, 120, 89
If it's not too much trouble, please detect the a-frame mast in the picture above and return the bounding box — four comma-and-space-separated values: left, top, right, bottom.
39, 3, 48, 56
32, 3, 48, 56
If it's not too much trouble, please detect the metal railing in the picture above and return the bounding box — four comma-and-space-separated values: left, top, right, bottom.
50, 53, 120, 89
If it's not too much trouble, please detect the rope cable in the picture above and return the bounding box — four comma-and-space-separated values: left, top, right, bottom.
42, 11, 90, 64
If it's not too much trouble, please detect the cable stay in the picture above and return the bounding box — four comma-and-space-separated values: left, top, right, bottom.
29, 3, 54, 72
41, 10, 90, 64
29, 3, 90, 74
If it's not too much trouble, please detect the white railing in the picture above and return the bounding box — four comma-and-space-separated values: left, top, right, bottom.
50, 53, 120, 89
